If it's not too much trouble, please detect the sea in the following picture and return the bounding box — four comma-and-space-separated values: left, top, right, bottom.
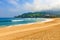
0, 18, 48, 27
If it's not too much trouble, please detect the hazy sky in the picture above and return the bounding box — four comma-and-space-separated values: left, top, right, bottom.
0, 0, 60, 17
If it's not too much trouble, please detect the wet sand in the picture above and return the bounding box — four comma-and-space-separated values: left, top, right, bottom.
0, 18, 60, 40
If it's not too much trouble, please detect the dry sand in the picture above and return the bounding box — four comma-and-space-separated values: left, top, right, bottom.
0, 18, 60, 40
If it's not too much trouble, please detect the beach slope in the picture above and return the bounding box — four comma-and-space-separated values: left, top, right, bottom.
0, 18, 60, 40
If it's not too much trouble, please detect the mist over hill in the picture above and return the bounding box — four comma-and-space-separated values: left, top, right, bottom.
15, 10, 60, 18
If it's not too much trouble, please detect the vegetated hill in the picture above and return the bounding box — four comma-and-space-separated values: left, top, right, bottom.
14, 10, 60, 18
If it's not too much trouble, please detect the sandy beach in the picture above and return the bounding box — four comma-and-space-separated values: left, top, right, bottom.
0, 18, 60, 40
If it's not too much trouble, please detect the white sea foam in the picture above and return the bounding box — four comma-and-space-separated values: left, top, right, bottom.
40, 19, 54, 23
12, 20, 24, 22
6, 19, 54, 28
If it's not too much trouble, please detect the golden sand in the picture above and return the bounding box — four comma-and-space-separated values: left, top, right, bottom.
0, 18, 60, 40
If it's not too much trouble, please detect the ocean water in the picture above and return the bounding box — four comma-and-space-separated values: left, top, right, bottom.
0, 18, 48, 27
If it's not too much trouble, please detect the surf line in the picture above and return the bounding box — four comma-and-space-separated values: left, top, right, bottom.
7, 19, 54, 28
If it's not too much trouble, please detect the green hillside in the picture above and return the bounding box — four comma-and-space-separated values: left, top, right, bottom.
15, 12, 59, 18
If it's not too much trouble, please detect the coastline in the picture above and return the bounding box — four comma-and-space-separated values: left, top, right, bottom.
0, 18, 60, 40
1, 18, 54, 28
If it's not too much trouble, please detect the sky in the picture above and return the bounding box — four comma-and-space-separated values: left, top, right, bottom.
0, 0, 60, 17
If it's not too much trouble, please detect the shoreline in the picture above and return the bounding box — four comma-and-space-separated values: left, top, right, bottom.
5, 18, 54, 28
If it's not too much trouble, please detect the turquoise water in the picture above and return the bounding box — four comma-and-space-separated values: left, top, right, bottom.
0, 18, 47, 27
